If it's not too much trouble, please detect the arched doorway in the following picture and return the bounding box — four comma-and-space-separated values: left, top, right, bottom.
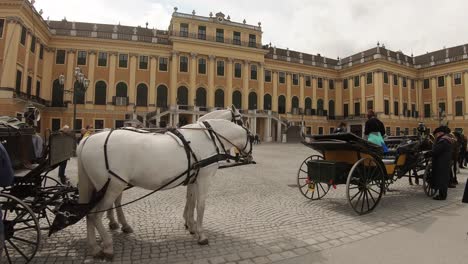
156, 85, 168, 108
248, 92, 257, 110
232, 90, 242, 109
196, 87, 207, 107
136, 83, 148, 106
317, 99, 324, 116
264, 94, 272, 110
177, 86, 188, 105
52, 79, 64, 107
291, 96, 299, 112
94, 81, 107, 105
215, 89, 224, 108
278, 95, 286, 114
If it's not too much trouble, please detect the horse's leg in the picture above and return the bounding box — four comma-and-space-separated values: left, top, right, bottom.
107, 207, 119, 230
92, 182, 127, 260
194, 174, 212, 245
183, 183, 196, 234
77, 156, 101, 256
114, 193, 133, 233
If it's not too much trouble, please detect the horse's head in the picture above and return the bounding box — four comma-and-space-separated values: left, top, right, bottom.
203, 119, 254, 160
198, 105, 243, 125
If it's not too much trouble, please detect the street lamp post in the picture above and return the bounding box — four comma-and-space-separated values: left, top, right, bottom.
59, 67, 90, 132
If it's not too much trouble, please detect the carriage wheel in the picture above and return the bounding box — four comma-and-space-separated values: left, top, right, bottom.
346, 157, 385, 215
0, 193, 41, 264
297, 155, 330, 200
423, 162, 437, 197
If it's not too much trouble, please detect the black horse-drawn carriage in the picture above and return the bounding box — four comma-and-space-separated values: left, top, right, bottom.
1, 117, 77, 263
297, 133, 434, 215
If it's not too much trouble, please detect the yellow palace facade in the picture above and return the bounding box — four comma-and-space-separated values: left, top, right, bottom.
1, 0, 468, 141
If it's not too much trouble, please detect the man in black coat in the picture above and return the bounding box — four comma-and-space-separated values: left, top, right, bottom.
432, 126, 454, 200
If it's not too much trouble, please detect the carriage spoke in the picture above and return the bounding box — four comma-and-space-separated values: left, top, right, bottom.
11, 236, 37, 245
300, 183, 308, 188
4, 244, 12, 264
318, 183, 327, 194
360, 191, 366, 213
353, 191, 364, 208
7, 239, 30, 261
12, 225, 37, 232
365, 191, 370, 211
367, 189, 376, 205
349, 188, 361, 201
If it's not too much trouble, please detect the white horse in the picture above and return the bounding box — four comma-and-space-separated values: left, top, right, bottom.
78, 118, 252, 259
105, 106, 244, 233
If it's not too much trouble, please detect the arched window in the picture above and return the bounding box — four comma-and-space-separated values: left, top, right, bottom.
177, 86, 188, 105
291, 96, 299, 111
215, 89, 224, 108
74, 81, 85, 104
317, 99, 324, 116
232, 90, 242, 109
156, 85, 167, 107
196, 87, 207, 107
136, 83, 148, 106
116, 82, 128, 97
248, 92, 257, 110
328, 100, 335, 117
94, 81, 107, 105
278, 95, 286, 114
264, 94, 272, 110
305, 97, 312, 115
52, 79, 64, 107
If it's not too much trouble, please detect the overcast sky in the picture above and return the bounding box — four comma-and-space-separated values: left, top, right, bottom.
35, 0, 468, 58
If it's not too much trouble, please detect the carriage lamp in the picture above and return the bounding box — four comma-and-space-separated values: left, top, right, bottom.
59, 74, 65, 86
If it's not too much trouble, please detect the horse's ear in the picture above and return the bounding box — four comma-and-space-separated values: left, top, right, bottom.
231, 105, 237, 112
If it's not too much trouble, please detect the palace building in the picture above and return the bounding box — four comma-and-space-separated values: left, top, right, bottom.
1, 0, 468, 141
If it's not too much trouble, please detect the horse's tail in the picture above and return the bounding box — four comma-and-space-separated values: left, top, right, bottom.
77, 137, 94, 204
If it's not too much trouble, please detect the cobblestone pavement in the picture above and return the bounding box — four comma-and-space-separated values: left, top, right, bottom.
28, 143, 467, 264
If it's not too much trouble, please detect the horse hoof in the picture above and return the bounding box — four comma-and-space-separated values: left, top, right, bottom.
198, 239, 209, 245
94, 251, 114, 261
189, 230, 195, 235
122, 225, 134, 234
184, 224, 188, 230
109, 222, 120, 230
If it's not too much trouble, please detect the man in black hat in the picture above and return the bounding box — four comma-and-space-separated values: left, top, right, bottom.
431, 126, 454, 200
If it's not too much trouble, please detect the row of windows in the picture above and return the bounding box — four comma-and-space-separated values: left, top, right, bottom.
15, 69, 41, 97
180, 23, 257, 47
423, 74, 463, 89
18, 25, 44, 59
423, 101, 464, 117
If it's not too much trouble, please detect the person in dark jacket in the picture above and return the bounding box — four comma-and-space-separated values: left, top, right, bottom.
431, 126, 454, 200
364, 110, 386, 137
0, 143, 14, 257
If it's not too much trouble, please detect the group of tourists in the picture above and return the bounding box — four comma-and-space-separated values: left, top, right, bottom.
361, 109, 468, 201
